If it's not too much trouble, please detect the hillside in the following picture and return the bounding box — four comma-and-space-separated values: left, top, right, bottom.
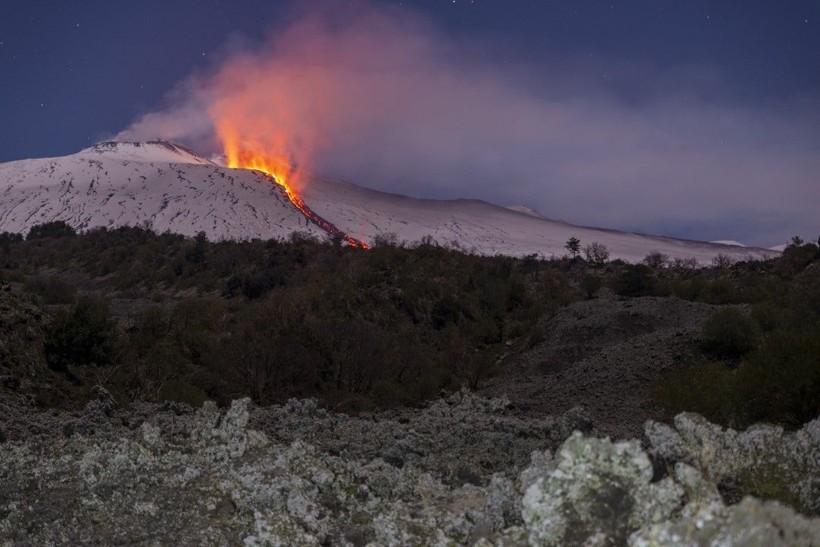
0, 141, 326, 241
0, 141, 780, 263
303, 177, 778, 263
1, 226, 818, 543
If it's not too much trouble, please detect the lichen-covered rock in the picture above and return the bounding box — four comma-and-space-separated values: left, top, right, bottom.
521, 432, 683, 546
250, 389, 586, 485
631, 497, 820, 546
0, 397, 522, 545
645, 413, 820, 514
1, 397, 818, 545
62, 385, 118, 438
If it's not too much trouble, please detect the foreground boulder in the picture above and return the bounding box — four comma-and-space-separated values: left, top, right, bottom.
0, 397, 818, 545
646, 413, 820, 515
521, 434, 683, 545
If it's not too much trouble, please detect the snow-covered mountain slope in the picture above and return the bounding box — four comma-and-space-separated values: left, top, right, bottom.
302, 177, 779, 263
0, 142, 325, 240
505, 205, 546, 219
0, 142, 779, 263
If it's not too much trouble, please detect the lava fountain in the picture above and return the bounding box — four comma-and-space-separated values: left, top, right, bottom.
217, 129, 368, 249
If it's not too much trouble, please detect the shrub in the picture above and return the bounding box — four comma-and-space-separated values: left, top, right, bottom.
580, 275, 602, 299
671, 257, 699, 271
583, 242, 609, 266
778, 241, 819, 276
711, 253, 733, 269
651, 361, 738, 424
44, 296, 118, 372
372, 232, 400, 248
27, 221, 76, 240
185, 231, 207, 265
736, 328, 820, 427
565, 237, 581, 259
700, 307, 759, 360
614, 264, 655, 297
699, 278, 739, 305
0, 231, 23, 253
643, 251, 669, 269
653, 327, 820, 429
24, 275, 76, 304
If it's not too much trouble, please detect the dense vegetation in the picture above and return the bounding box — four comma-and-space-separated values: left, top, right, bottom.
1, 223, 573, 410
651, 242, 820, 428
1, 221, 818, 427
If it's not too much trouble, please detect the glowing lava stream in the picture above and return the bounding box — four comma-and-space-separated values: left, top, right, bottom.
225, 153, 368, 249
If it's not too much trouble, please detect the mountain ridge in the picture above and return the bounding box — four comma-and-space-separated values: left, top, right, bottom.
0, 142, 780, 263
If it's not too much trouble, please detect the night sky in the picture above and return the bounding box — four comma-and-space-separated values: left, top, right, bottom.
1, 0, 818, 245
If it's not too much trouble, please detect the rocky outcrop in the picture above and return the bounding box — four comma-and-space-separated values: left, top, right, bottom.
646, 413, 820, 515
250, 390, 591, 484
521, 434, 683, 545
0, 396, 818, 545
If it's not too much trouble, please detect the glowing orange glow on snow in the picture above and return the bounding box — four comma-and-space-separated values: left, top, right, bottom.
224, 144, 306, 215
218, 127, 368, 249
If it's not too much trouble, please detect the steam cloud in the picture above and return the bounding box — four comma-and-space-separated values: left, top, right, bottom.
117, 2, 820, 246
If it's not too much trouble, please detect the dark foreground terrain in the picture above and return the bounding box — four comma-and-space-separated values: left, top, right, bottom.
1, 389, 818, 545
1, 224, 819, 543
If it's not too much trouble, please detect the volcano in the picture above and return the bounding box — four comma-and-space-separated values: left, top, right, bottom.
0, 141, 779, 263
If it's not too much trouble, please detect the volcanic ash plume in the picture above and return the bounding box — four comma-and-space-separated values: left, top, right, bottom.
117, 3, 820, 245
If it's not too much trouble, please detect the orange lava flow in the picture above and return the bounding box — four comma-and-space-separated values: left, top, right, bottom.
222, 144, 368, 249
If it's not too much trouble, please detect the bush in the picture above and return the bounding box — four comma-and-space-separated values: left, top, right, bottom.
651, 361, 738, 424
736, 328, 820, 427
580, 275, 602, 299
778, 242, 819, 276
711, 253, 734, 269
0, 231, 23, 253
27, 221, 76, 240
44, 296, 118, 372
699, 278, 739, 305
583, 242, 609, 266
24, 275, 76, 304
614, 264, 655, 297
643, 251, 669, 269
653, 327, 820, 428
700, 307, 759, 360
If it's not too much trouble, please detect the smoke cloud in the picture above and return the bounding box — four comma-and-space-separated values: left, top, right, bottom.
117, 2, 820, 246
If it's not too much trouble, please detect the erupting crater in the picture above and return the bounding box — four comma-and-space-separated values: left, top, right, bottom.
223, 148, 368, 249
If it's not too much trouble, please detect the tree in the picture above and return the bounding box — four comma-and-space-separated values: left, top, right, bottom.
643, 251, 669, 269
44, 296, 119, 372
583, 242, 610, 266
711, 253, 734, 269
372, 232, 400, 248
614, 264, 655, 297
0, 231, 23, 253
27, 221, 76, 240
564, 237, 581, 259
185, 231, 207, 265
700, 307, 759, 360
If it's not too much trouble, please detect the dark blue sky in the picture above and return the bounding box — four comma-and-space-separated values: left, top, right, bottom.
1, 1, 818, 244
2, 0, 817, 162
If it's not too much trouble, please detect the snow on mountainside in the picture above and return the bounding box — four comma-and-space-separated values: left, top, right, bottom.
302, 177, 778, 264
0, 142, 780, 264
505, 205, 547, 219
0, 141, 325, 240
83, 141, 217, 165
